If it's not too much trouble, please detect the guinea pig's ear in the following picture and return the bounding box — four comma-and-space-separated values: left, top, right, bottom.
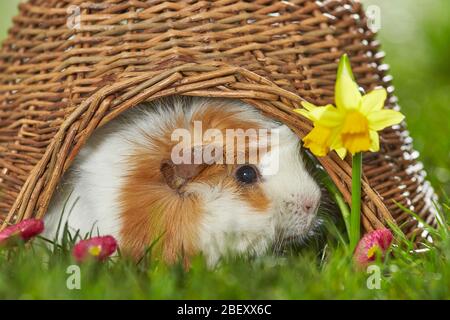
160, 159, 207, 191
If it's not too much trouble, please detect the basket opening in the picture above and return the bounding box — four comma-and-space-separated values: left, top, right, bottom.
1, 67, 314, 228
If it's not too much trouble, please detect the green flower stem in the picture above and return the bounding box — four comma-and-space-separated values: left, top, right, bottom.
334, 190, 351, 238
320, 173, 351, 238
350, 152, 363, 251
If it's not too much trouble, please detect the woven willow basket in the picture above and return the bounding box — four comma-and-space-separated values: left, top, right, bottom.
0, 0, 439, 243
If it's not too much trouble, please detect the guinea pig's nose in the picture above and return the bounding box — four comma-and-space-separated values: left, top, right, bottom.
302, 198, 319, 215
285, 193, 320, 215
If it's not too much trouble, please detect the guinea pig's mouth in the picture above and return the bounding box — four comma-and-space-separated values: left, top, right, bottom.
272, 211, 324, 253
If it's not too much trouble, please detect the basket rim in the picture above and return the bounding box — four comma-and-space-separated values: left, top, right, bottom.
0, 61, 393, 234
0, 0, 438, 245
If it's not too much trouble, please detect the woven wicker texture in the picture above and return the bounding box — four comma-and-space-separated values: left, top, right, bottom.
0, 0, 438, 241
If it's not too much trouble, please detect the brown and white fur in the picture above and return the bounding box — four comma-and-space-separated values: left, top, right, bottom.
44, 97, 321, 266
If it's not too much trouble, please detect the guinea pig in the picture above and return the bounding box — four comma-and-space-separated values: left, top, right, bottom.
44, 96, 321, 266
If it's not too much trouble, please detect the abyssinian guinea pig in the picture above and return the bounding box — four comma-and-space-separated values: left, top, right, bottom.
44, 97, 321, 266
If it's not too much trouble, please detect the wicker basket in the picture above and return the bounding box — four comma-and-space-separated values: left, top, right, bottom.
0, 0, 438, 242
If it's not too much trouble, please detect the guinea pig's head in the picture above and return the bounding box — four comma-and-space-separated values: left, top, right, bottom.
119, 98, 321, 266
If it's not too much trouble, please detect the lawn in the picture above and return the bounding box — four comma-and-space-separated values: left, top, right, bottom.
0, 206, 448, 299
0, 0, 449, 299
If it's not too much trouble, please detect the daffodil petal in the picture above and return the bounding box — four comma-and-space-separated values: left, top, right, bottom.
295, 101, 328, 121
302, 125, 333, 157
367, 109, 405, 131
293, 108, 314, 121
294, 108, 324, 122
301, 101, 319, 111
335, 148, 347, 160
335, 54, 361, 110
369, 130, 380, 152
329, 128, 347, 159
313, 105, 344, 127
330, 133, 343, 150
360, 88, 387, 115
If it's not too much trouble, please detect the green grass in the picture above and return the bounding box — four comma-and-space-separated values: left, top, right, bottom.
0, 0, 449, 299
0, 202, 448, 299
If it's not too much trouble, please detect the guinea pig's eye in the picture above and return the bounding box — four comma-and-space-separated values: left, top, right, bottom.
234, 165, 259, 185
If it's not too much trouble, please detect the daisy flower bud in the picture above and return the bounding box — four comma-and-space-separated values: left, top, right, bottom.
0, 219, 44, 247
73, 235, 118, 262
354, 228, 393, 267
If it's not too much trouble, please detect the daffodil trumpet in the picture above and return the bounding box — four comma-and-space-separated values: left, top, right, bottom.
294, 54, 405, 250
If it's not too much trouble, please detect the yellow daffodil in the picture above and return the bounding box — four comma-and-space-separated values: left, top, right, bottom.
294, 54, 405, 159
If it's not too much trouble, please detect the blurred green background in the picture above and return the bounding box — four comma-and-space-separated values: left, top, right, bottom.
0, 0, 449, 195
